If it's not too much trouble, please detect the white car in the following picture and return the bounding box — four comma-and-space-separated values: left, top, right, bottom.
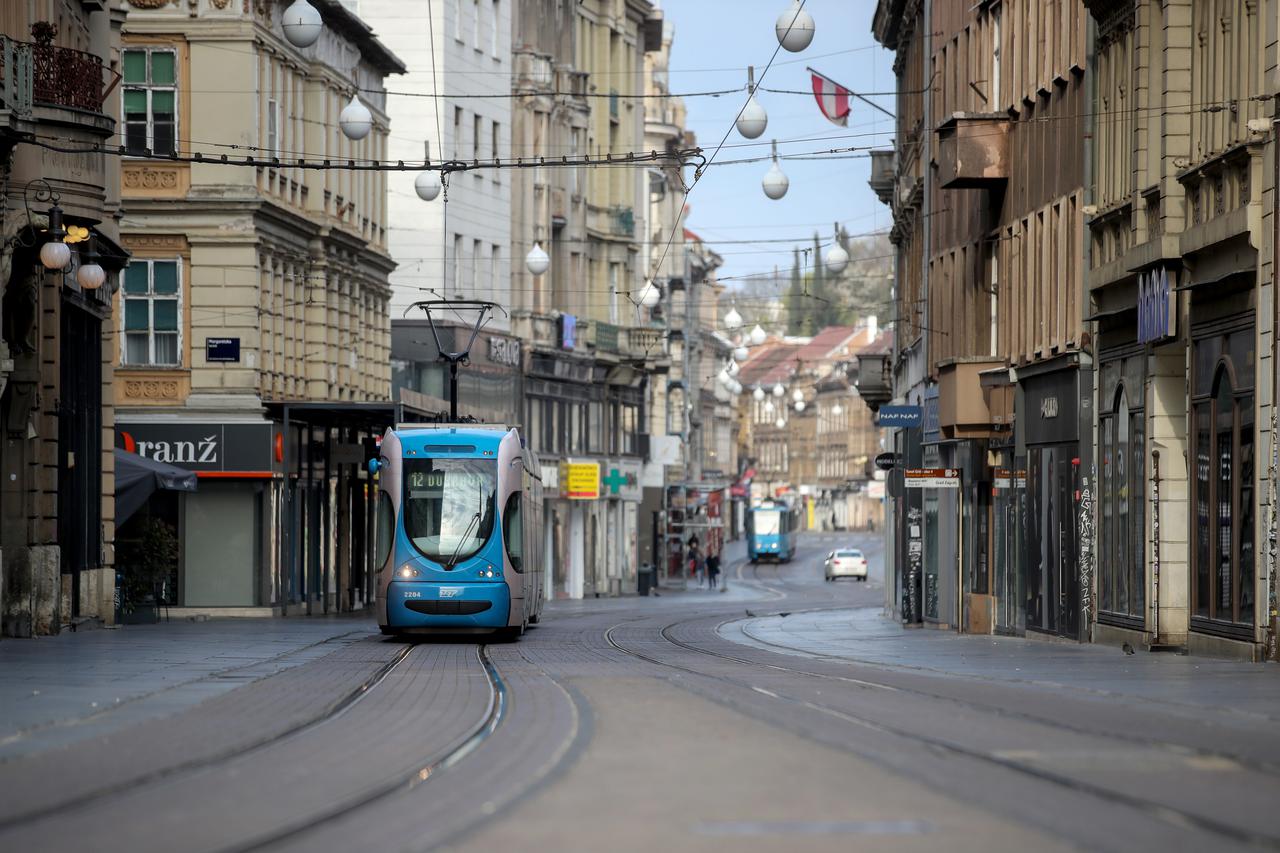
825, 548, 869, 582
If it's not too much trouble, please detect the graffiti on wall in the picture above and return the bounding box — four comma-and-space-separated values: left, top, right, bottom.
905, 505, 922, 624
1078, 475, 1095, 629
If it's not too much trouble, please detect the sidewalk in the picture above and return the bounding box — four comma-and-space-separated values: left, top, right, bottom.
0, 616, 374, 759
723, 607, 1280, 721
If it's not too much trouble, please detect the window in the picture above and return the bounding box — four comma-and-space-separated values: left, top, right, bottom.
491, 121, 500, 179
608, 263, 620, 324
122, 48, 177, 156
454, 0, 463, 40
473, 114, 482, 161
489, 244, 499, 299
453, 107, 463, 158
472, 239, 482, 295
122, 260, 181, 366
503, 491, 523, 571
403, 458, 497, 565
491, 0, 500, 57
453, 234, 463, 295
266, 98, 281, 158
1190, 326, 1256, 635
375, 491, 394, 569
1099, 384, 1144, 625
473, 0, 481, 48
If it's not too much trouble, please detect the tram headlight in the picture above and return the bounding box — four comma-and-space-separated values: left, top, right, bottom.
399, 567, 420, 579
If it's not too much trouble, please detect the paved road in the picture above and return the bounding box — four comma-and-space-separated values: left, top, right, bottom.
1, 531, 1278, 852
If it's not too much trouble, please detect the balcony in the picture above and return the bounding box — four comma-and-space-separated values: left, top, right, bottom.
588, 204, 636, 240
0, 37, 34, 124
938, 358, 1004, 439
29, 34, 116, 115
935, 113, 1009, 190
852, 352, 892, 411
868, 149, 894, 205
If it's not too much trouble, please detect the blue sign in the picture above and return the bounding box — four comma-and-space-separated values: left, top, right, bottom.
1137, 267, 1176, 344
559, 314, 576, 350
876, 405, 922, 428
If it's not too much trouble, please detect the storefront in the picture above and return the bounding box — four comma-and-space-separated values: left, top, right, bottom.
115, 419, 279, 610
1018, 355, 1090, 640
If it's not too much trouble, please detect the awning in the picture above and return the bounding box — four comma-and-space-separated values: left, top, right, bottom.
114, 449, 197, 525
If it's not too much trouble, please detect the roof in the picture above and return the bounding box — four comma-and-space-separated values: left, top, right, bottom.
794, 326, 860, 362
739, 341, 801, 387
315, 0, 408, 75
856, 330, 894, 356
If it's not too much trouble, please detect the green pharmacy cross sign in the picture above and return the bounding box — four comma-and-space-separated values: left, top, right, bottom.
603, 468, 629, 495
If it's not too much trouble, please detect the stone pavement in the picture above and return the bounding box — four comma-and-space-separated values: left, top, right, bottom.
0, 616, 374, 759
723, 607, 1280, 721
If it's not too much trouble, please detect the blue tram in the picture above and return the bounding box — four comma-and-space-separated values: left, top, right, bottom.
747, 500, 800, 563
370, 425, 545, 639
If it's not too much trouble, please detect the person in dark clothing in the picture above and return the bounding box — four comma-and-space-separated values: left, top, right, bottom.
706, 550, 721, 590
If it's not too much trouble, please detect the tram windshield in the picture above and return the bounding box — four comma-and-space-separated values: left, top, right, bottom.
403, 458, 497, 565
753, 509, 782, 535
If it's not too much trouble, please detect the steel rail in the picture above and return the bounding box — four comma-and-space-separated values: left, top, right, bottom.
604, 615, 1280, 849
0, 640, 415, 830
223, 644, 508, 853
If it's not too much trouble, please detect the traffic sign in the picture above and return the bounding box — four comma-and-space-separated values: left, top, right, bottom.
904, 468, 962, 489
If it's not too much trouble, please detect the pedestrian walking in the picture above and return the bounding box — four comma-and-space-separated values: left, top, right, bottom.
706, 549, 721, 590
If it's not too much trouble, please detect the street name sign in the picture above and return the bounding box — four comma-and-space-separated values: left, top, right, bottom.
904, 468, 962, 489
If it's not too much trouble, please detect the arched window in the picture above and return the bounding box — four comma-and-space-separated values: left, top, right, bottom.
1192, 356, 1254, 632
1099, 383, 1144, 624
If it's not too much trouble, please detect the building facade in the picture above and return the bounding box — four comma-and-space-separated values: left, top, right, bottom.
1, 0, 128, 636
114, 0, 404, 616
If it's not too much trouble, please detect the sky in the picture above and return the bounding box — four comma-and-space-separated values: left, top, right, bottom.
660, 0, 895, 289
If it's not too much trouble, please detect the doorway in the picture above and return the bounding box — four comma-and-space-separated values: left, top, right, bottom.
1024, 444, 1080, 637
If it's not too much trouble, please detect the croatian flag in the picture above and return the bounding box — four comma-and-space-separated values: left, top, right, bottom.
810, 69, 851, 127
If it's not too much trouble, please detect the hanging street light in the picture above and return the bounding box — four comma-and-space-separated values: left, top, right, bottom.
772, 383, 785, 398
762, 140, 788, 200
339, 94, 372, 141
38, 197, 69, 270
76, 239, 105, 290
415, 141, 441, 201
753, 386, 766, 402
831, 402, 844, 417
775, 1, 815, 53
825, 221, 848, 275
794, 399, 806, 413
736, 66, 767, 140
734, 345, 750, 361
724, 305, 743, 331
749, 324, 767, 345
526, 242, 549, 276
282, 0, 323, 48
728, 360, 740, 377
792, 388, 803, 402
765, 399, 775, 414
638, 279, 661, 308
775, 416, 786, 429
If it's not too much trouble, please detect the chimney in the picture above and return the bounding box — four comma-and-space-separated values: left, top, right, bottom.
867, 314, 878, 340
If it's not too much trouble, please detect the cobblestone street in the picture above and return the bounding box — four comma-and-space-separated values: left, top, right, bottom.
2, 532, 1277, 852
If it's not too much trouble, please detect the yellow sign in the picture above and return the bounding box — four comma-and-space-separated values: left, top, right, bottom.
559, 461, 600, 500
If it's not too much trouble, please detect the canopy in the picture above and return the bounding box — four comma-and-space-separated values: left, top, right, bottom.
114, 449, 197, 525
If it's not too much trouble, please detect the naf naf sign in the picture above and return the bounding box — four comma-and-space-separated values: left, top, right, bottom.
116, 422, 277, 473
1137, 267, 1177, 344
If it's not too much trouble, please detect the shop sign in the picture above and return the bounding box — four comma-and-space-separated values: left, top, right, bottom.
487, 336, 522, 367
876, 405, 922, 428
600, 460, 642, 501
904, 468, 962, 489
559, 314, 577, 350
559, 460, 600, 499
117, 422, 276, 473
866, 480, 886, 499
1137, 267, 1176, 344
874, 451, 902, 470
205, 338, 240, 363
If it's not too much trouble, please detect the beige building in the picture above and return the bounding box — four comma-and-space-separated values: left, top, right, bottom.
1085, 0, 1276, 659
1, 1, 128, 636
113, 0, 404, 615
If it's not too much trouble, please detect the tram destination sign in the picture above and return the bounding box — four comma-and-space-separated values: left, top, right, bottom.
904, 468, 962, 489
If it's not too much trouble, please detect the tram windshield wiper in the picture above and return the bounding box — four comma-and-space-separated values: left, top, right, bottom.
444, 511, 481, 570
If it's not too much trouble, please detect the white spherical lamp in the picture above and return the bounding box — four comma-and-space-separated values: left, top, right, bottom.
414, 170, 442, 202
831, 402, 843, 417
339, 95, 372, 141
792, 388, 803, 402
638, 280, 661, 308
772, 383, 785, 398
728, 360, 740, 377
794, 400, 806, 413
753, 386, 766, 402
762, 141, 788, 200
825, 227, 849, 275
764, 400, 775, 414
734, 345, 750, 362
749, 324, 767, 345
775, 417, 786, 429
724, 306, 743, 331
282, 0, 323, 49
737, 94, 767, 140
39, 240, 70, 270
526, 242, 550, 276
775, 1, 815, 53
77, 262, 106, 290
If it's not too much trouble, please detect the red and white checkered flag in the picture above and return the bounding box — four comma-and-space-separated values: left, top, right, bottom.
810, 69, 851, 127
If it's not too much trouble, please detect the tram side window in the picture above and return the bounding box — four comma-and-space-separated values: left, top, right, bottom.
503, 492, 523, 571
375, 491, 394, 569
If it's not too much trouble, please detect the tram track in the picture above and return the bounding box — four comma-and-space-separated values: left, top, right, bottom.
224, 643, 507, 853
603, 614, 1280, 850
0, 640, 415, 831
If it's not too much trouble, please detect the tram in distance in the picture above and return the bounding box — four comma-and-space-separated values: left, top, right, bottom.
746, 499, 800, 563
369, 424, 545, 639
